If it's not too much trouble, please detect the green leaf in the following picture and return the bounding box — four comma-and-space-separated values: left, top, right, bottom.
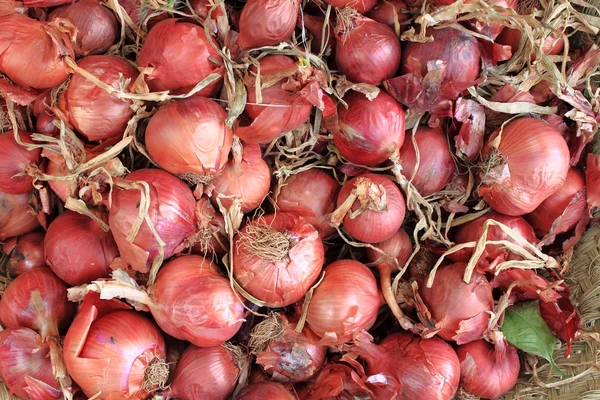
500, 300, 563, 375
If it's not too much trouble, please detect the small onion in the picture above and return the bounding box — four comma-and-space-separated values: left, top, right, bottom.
59, 55, 138, 142
237, 0, 300, 49
332, 91, 405, 166
335, 15, 401, 85
145, 96, 233, 181
5, 231, 46, 277
138, 19, 224, 96
0, 190, 40, 242
234, 381, 296, 400
322, 0, 377, 13
233, 213, 325, 307
306, 260, 381, 344
32, 91, 58, 135
0, 131, 41, 194
49, 0, 118, 56
367, 0, 410, 31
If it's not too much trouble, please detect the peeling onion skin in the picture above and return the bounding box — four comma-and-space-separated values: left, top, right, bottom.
6, 231, 46, 277
0, 190, 41, 241
237, 0, 300, 49
0, 130, 41, 195
323, 0, 377, 14
234, 381, 296, 400
496, 27, 565, 57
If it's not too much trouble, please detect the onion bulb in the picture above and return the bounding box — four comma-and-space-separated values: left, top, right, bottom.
5, 231, 46, 277
300, 13, 336, 55
367, 0, 410, 31
0, 130, 41, 194
233, 213, 325, 307
323, 0, 377, 13
237, 0, 300, 49
300, 362, 374, 399
0, 190, 40, 240
234, 381, 296, 400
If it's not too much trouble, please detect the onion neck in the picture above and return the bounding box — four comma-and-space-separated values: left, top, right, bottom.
330, 177, 388, 227
379, 270, 415, 332
47, 338, 74, 400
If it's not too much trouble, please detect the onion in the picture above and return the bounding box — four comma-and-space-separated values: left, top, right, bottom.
352, 332, 460, 399
191, 198, 229, 258
190, 0, 226, 20
496, 27, 565, 57
300, 362, 374, 399
332, 173, 405, 243
0, 14, 74, 89
275, 169, 340, 239
234, 381, 296, 400
6, 231, 46, 277
59, 55, 138, 142
418, 263, 493, 344
138, 19, 224, 96
456, 338, 520, 399
119, 0, 167, 27
323, 0, 377, 13
335, 15, 401, 85
367, 0, 410, 31
0, 131, 41, 194
210, 141, 270, 213
145, 96, 233, 181
526, 168, 586, 236
401, 27, 481, 83
33, 91, 58, 135
233, 213, 325, 307
467, 0, 517, 40
398, 126, 455, 196
45, 211, 119, 286
237, 0, 300, 49
0, 191, 40, 241
478, 117, 570, 216
251, 313, 326, 382
306, 259, 381, 344
45, 155, 75, 203
0, 327, 61, 400
167, 344, 243, 400
49, 0, 118, 56
300, 13, 336, 55
108, 169, 198, 274
331, 91, 405, 166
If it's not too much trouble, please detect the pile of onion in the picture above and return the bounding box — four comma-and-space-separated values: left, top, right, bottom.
0, 130, 40, 194
233, 213, 325, 307
323, 0, 376, 13
5, 231, 46, 277
478, 117, 570, 216
234, 381, 296, 399
0, 190, 40, 242
237, 0, 300, 49
145, 96, 233, 182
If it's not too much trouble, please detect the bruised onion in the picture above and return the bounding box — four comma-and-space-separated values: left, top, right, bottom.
478, 117, 570, 216
331, 91, 405, 166
237, 0, 300, 49
323, 0, 377, 13
306, 260, 381, 344
0, 190, 40, 241
0, 130, 41, 194
233, 213, 325, 307
367, 0, 410, 30
145, 96, 233, 181
235, 381, 296, 399
138, 19, 224, 96
5, 231, 46, 277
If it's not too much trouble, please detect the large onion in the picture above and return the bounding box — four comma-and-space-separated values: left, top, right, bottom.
0, 190, 40, 241
233, 213, 325, 307
0, 131, 41, 194
5, 231, 46, 277
237, 0, 300, 49
323, 0, 377, 13
235, 381, 296, 399
478, 117, 570, 216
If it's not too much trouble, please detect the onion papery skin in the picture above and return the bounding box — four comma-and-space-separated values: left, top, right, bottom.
108, 169, 198, 273
456, 339, 520, 399
496, 27, 565, 57
0, 190, 40, 240
526, 168, 586, 236
450, 211, 536, 271
6, 231, 46, 277
168, 345, 241, 400
237, 0, 300, 49
275, 169, 340, 239
401, 27, 481, 83
478, 117, 570, 216
335, 16, 401, 85
300, 362, 374, 399
45, 155, 75, 203
336, 173, 406, 243
145, 96, 233, 179
45, 211, 119, 286
306, 260, 381, 344
466, 0, 517, 40
138, 19, 224, 96
0, 268, 74, 338
323, 0, 377, 13
190, 198, 229, 258
233, 213, 325, 307
0, 14, 74, 89
332, 91, 405, 166
49, 0, 118, 56
0, 327, 62, 400
234, 381, 296, 400
148, 255, 245, 347
399, 126, 455, 196
0, 131, 40, 195
367, 0, 410, 30
59, 55, 138, 142
419, 263, 493, 344
210, 143, 270, 213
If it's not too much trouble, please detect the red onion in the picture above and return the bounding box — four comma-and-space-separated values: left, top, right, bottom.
210, 141, 270, 213
190, 0, 226, 20
398, 126, 455, 196
456, 338, 520, 399
323, 0, 377, 13
306, 260, 381, 344
526, 168, 586, 236
108, 169, 198, 274
352, 332, 460, 400
237, 0, 300, 49
33, 91, 58, 135
233, 213, 325, 307
138, 19, 224, 96
0, 327, 61, 400
367, 0, 410, 31
119, 0, 167, 27
234, 381, 296, 400
300, 362, 374, 399
335, 15, 401, 85
496, 27, 565, 57
467, 0, 517, 40
300, 13, 336, 55
0, 14, 74, 89
44, 153, 76, 203
145, 96, 233, 181
419, 263, 493, 344
332, 173, 405, 243
191, 198, 228, 257
478, 117, 570, 216
5, 231, 46, 277
45, 211, 119, 286
0, 190, 40, 240
0, 131, 41, 194
0, 0, 27, 16
331, 91, 405, 166
49, 0, 118, 56
59, 55, 138, 142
